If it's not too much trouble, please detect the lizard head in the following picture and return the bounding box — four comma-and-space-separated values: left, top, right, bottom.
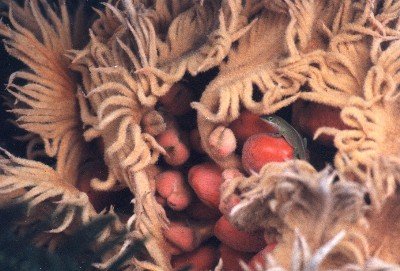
264, 115, 279, 126
265, 115, 274, 122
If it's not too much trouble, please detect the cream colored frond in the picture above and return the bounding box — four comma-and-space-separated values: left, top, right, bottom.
142, 0, 194, 34
296, 0, 372, 107
349, 0, 400, 39
365, 156, 400, 211
275, 165, 368, 233
283, 0, 342, 55
91, 1, 124, 41
0, 0, 89, 185
136, 0, 253, 95
242, 250, 400, 271
193, 10, 308, 168
270, 166, 370, 268
157, 0, 247, 71
70, 4, 172, 267
367, 194, 400, 265
70, 2, 166, 184
299, 0, 400, 108
0, 150, 96, 233
318, 38, 400, 181
349, 258, 400, 271
221, 160, 316, 232
223, 161, 370, 267
2, 98, 47, 160
356, 258, 400, 271
292, 230, 346, 270
240, 230, 348, 271
263, 0, 289, 14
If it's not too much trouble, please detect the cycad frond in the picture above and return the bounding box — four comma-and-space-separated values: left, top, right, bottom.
223, 161, 370, 268
0, 0, 90, 185
0, 202, 145, 271
0, 149, 96, 234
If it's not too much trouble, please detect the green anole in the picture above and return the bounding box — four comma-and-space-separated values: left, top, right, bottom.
261, 115, 308, 160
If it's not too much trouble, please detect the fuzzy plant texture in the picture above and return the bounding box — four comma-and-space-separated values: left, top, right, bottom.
1, 0, 400, 270
0, 202, 145, 271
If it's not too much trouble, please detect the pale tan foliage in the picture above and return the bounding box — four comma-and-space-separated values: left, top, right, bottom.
0, 150, 131, 266
342, 258, 400, 271
240, 230, 347, 271
193, 8, 299, 169
298, 0, 400, 108
0, 150, 96, 233
223, 161, 370, 269
232, 218, 400, 271
69, 2, 185, 269
316, 37, 400, 182
367, 194, 400, 265
69, 1, 255, 268
90, 0, 123, 42
364, 156, 400, 211
70, 1, 166, 191
2, 0, 400, 270
221, 161, 316, 232
298, 0, 371, 107
136, 0, 254, 95
0, 0, 89, 185
239, 232, 400, 271
191, 0, 357, 170
1, 92, 47, 160
137, 0, 194, 36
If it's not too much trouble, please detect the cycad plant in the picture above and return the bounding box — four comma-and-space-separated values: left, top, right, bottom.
0, 201, 145, 271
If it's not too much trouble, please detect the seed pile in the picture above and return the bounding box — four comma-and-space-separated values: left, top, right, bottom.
1, 0, 400, 270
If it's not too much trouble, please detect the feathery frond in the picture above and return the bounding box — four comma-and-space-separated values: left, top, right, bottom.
0, 0, 90, 185
0, 149, 96, 233
0, 202, 145, 271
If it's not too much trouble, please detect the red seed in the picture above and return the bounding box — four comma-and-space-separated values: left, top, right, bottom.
164, 221, 195, 252
165, 240, 184, 256
247, 244, 277, 270
186, 200, 221, 221
157, 128, 180, 147
157, 129, 190, 166
164, 142, 190, 166
209, 126, 237, 158
155, 171, 192, 210
188, 162, 224, 209
171, 244, 219, 271
292, 101, 348, 146
221, 168, 243, 181
219, 194, 241, 217
164, 221, 214, 252
229, 110, 277, 147
242, 133, 294, 173
155, 171, 183, 198
167, 190, 192, 211
219, 244, 254, 271
214, 217, 266, 253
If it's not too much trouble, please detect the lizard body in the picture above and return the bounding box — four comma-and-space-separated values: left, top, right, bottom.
261, 115, 307, 160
